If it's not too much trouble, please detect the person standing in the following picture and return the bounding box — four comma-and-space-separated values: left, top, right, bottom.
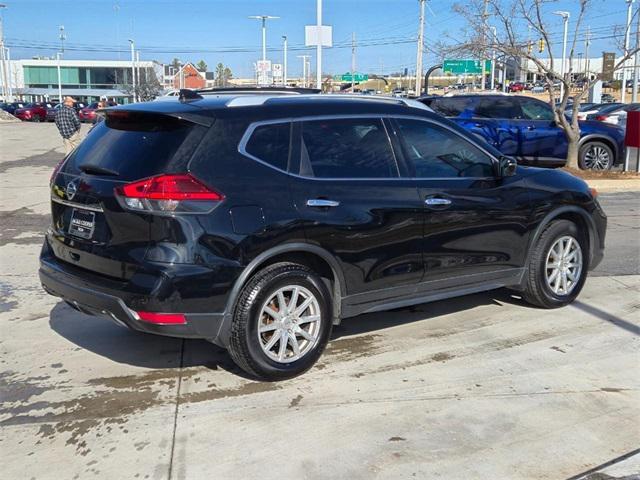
55, 96, 81, 154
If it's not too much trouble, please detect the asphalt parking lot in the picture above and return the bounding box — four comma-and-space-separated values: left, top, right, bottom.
1, 122, 639, 480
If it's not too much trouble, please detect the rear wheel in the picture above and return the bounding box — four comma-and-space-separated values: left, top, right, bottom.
579, 141, 613, 170
228, 263, 332, 380
522, 220, 588, 308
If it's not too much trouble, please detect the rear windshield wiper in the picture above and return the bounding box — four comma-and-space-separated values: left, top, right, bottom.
78, 164, 120, 176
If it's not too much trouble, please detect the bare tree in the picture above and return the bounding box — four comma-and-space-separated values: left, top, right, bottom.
451, 0, 639, 169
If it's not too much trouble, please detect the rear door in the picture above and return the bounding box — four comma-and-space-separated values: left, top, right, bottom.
392, 116, 531, 284
288, 116, 424, 297
50, 110, 209, 279
472, 97, 522, 158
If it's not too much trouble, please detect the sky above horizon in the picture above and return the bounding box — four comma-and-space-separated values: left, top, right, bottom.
2, 0, 634, 78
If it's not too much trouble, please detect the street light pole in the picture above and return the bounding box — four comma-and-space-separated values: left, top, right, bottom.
0, 4, 8, 102
249, 15, 279, 62
633, 1, 639, 102
316, 0, 322, 90
553, 11, 570, 101
56, 52, 63, 103
298, 55, 310, 88
128, 39, 136, 103
282, 35, 288, 87
622, 0, 635, 103
415, 0, 426, 95
490, 26, 497, 90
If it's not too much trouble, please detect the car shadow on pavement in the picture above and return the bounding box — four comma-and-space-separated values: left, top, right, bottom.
48, 289, 531, 375
47, 302, 246, 376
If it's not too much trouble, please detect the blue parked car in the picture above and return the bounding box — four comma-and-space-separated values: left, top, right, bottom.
419, 94, 625, 170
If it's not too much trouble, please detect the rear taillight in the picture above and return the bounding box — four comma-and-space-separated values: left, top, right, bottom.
136, 311, 186, 325
595, 115, 608, 121
115, 173, 224, 214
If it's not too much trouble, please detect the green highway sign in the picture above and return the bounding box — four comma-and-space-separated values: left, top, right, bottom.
443, 59, 492, 75
334, 72, 369, 82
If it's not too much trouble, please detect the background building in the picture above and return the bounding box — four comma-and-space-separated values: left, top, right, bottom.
7, 58, 163, 103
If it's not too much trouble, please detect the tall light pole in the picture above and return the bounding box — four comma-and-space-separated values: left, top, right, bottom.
0, 3, 8, 102
316, 0, 322, 89
59, 25, 66, 53
56, 52, 62, 103
351, 32, 356, 92
553, 11, 570, 101
633, 1, 639, 102
282, 35, 288, 87
249, 15, 279, 62
415, 0, 426, 95
5, 46, 11, 101
298, 55, 310, 87
490, 26, 497, 90
622, 0, 635, 103
128, 39, 136, 102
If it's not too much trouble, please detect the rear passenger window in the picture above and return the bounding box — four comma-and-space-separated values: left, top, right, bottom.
245, 122, 291, 171
475, 98, 521, 119
397, 119, 495, 178
300, 118, 398, 178
429, 97, 475, 117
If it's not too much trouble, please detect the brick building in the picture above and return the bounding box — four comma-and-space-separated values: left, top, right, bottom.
172, 63, 206, 89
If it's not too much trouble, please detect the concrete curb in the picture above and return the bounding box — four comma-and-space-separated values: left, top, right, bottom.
585, 179, 640, 193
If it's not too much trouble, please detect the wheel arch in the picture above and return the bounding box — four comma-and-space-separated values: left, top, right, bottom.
214, 243, 345, 347
578, 134, 618, 162
524, 206, 597, 281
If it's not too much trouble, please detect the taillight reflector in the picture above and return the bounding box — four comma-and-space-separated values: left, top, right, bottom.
137, 311, 187, 325
118, 174, 223, 201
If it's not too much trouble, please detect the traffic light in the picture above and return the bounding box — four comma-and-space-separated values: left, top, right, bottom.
538, 39, 545, 53
528, 41, 533, 54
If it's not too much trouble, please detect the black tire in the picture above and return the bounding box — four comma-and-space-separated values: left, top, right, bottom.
32, 116, 41, 123
522, 219, 589, 308
228, 262, 333, 380
578, 141, 613, 170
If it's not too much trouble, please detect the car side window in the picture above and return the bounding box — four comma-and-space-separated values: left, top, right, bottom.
519, 98, 555, 121
475, 98, 521, 119
396, 119, 495, 178
299, 118, 399, 178
245, 122, 291, 171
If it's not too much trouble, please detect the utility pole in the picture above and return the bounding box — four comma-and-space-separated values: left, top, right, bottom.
585, 26, 591, 79
481, 0, 488, 90
553, 11, 570, 101
415, 0, 426, 95
622, 0, 634, 103
56, 52, 62, 103
128, 39, 136, 102
136, 50, 141, 93
490, 26, 497, 90
633, 2, 639, 102
316, 0, 322, 89
0, 4, 8, 102
282, 35, 288, 87
351, 32, 356, 92
5, 46, 11, 102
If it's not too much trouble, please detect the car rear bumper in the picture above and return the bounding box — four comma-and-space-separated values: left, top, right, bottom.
39, 241, 226, 343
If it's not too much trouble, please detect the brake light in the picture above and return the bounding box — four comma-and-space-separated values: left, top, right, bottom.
136, 311, 186, 325
595, 115, 608, 121
589, 187, 598, 199
115, 173, 224, 213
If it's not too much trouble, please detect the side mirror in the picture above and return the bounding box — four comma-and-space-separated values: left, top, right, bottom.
498, 156, 517, 177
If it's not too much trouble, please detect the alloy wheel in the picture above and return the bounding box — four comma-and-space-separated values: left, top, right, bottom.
545, 235, 583, 296
257, 285, 322, 363
582, 145, 611, 170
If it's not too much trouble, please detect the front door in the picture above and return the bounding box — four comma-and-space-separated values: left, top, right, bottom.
515, 97, 567, 162
391, 117, 532, 284
288, 117, 424, 297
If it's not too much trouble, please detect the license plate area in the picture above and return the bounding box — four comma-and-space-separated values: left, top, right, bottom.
69, 209, 95, 239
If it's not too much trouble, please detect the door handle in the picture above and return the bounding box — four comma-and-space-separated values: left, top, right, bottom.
425, 197, 452, 207
306, 199, 340, 208
525, 125, 536, 130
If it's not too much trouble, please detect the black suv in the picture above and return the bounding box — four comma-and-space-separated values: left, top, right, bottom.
40, 94, 606, 380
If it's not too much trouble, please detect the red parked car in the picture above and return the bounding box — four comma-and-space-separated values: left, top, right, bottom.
507, 82, 525, 93
78, 102, 99, 122
14, 102, 48, 122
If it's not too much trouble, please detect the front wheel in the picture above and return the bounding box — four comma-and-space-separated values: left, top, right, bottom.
228, 263, 333, 380
522, 220, 589, 308
579, 141, 613, 170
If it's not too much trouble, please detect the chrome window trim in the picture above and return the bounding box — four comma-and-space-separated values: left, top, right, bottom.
237, 114, 500, 181
51, 195, 104, 212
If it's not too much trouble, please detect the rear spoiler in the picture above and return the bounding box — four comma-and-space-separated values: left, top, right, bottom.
99, 106, 215, 127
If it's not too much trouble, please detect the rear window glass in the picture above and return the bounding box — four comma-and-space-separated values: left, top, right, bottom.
475, 98, 521, 119
429, 97, 476, 117
300, 118, 398, 178
244, 122, 291, 171
65, 111, 206, 181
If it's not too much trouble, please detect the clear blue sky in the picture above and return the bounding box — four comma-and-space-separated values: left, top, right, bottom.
2, 0, 633, 78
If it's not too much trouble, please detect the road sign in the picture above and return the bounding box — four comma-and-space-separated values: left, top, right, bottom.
256, 60, 272, 73
305, 25, 333, 47
602, 52, 615, 81
333, 72, 368, 82
443, 59, 491, 75
272, 63, 283, 78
